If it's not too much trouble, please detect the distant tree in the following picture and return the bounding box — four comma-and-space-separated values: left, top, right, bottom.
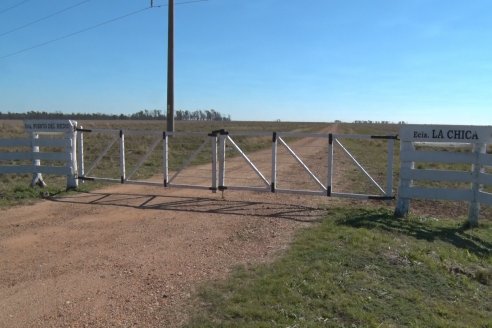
0, 109, 230, 121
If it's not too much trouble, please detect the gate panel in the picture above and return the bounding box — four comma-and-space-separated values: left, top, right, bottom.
76, 127, 396, 200
274, 132, 329, 196
330, 134, 396, 200
166, 131, 215, 191
219, 132, 272, 192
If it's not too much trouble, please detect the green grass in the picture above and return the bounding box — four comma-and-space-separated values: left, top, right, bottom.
0, 170, 86, 207
186, 208, 492, 328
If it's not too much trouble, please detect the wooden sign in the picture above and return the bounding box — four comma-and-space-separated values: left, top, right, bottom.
24, 120, 76, 132
400, 124, 492, 143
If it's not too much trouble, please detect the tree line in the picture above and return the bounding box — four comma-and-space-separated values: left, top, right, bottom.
351, 120, 406, 124
0, 109, 231, 121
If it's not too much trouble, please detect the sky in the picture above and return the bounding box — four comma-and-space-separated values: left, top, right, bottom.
0, 0, 491, 124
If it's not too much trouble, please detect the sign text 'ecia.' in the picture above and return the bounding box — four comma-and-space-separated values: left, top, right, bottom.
401, 125, 492, 143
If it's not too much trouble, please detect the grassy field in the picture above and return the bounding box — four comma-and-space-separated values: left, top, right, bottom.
186, 207, 491, 328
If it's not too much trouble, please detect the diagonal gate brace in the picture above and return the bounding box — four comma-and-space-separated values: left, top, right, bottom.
226, 136, 271, 188
278, 137, 327, 191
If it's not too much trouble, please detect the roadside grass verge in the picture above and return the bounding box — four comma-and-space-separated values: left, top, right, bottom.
186, 208, 492, 328
0, 173, 94, 207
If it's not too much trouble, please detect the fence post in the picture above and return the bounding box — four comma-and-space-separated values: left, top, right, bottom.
65, 124, 78, 189
163, 132, 168, 187
271, 132, 277, 193
386, 138, 395, 198
218, 133, 226, 190
77, 126, 85, 183
394, 140, 414, 218
468, 142, 486, 226
211, 133, 218, 193
30, 132, 46, 187
327, 133, 333, 196
119, 130, 126, 183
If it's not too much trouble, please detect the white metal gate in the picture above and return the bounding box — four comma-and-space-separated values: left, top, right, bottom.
76, 128, 397, 200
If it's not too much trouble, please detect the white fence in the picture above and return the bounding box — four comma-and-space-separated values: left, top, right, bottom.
0, 120, 78, 189
5, 121, 491, 226
395, 125, 492, 225
77, 128, 397, 200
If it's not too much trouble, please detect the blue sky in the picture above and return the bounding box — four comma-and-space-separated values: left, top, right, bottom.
0, 0, 491, 124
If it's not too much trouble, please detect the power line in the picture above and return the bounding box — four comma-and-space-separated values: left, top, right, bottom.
0, 0, 31, 15
0, 6, 152, 60
0, 0, 92, 38
0, 0, 209, 60
152, 0, 208, 8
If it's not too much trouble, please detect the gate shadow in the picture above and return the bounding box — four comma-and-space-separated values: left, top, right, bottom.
50, 191, 326, 223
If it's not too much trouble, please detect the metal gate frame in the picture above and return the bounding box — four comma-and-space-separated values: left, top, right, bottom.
76, 128, 397, 200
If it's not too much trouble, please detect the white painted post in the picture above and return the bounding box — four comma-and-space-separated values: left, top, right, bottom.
119, 130, 126, 183
65, 126, 78, 189
271, 132, 277, 193
163, 132, 168, 187
468, 142, 486, 226
218, 134, 226, 191
30, 132, 46, 187
394, 140, 415, 217
77, 126, 85, 183
386, 138, 395, 198
211, 134, 218, 193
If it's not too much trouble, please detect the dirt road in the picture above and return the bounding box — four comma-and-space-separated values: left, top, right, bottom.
0, 126, 351, 327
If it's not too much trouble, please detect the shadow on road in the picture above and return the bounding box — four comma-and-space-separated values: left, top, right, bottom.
49, 191, 326, 223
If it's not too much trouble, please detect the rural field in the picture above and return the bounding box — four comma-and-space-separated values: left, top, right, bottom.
0, 119, 491, 327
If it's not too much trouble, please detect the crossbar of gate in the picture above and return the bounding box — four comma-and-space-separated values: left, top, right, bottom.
277, 136, 327, 193
329, 134, 396, 200
76, 128, 397, 200
220, 134, 271, 190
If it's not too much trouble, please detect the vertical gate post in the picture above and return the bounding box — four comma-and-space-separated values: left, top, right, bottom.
218, 133, 226, 190
119, 130, 126, 183
66, 124, 78, 189
271, 132, 277, 193
386, 138, 395, 198
163, 131, 168, 187
30, 132, 46, 187
395, 140, 414, 218
468, 142, 486, 226
77, 126, 85, 183
327, 133, 333, 196
211, 133, 218, 193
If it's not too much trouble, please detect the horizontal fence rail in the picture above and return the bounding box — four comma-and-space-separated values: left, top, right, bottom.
395, 124, 492, 225
0, 120, 78, 188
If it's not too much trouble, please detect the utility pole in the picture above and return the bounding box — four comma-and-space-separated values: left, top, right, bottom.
166, 0, 174, 132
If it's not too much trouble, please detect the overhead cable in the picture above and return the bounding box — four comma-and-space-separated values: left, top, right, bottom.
0, 0, 92, 38
152, 0, 208, 8
0, 0, 209, 60
0, 0, 31, 15
0, 7, 152, 59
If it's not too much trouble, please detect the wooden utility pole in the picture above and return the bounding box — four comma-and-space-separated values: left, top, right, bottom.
166, 0, 174, 132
